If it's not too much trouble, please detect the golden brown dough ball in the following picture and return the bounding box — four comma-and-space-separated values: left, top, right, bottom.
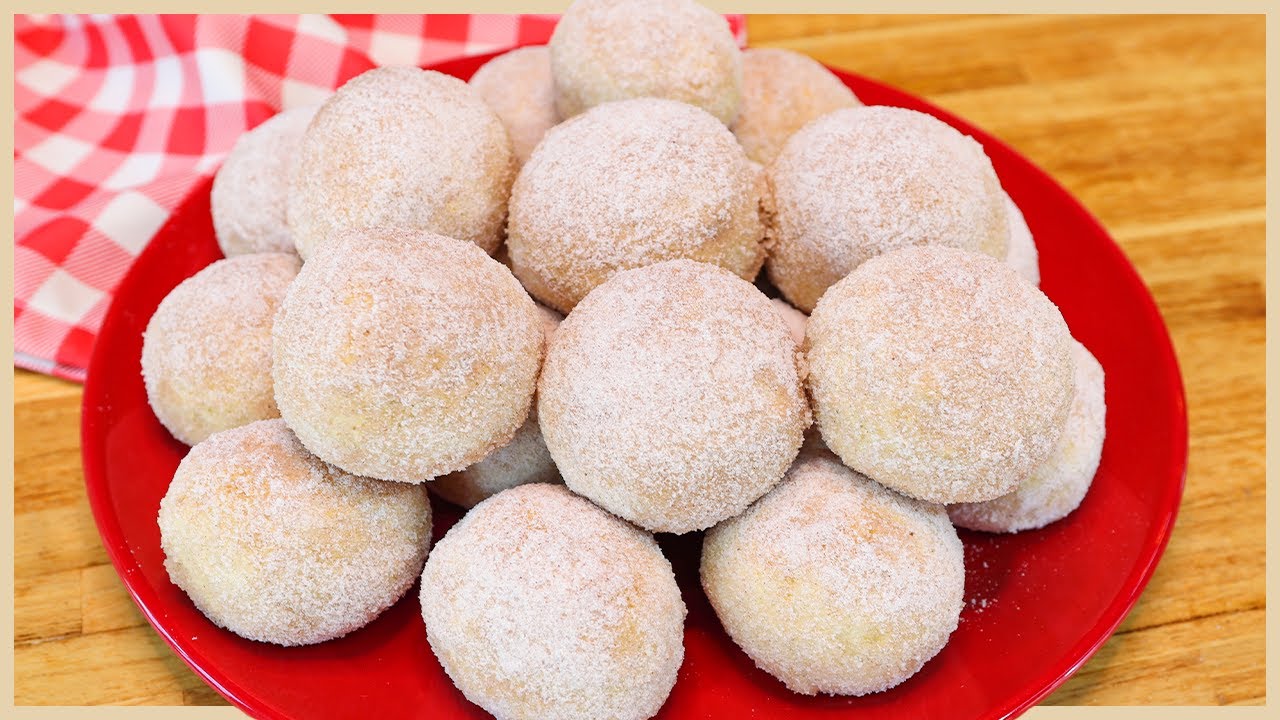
142, 253, 300, 445
469, 46, 560, 167
159, 419, 431, 646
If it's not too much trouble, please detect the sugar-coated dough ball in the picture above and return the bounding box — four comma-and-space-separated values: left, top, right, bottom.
212, 105, 316, 256
1003, 190, 1040, 285
430, 305, 563, 508
469, 46, 559, 166
287, 66, 514, 260
806, 246, 1074, 503
731, 48, 861, 165
702, 453, 964, 696
539, 260, 810, 534
769, 297, 808, 346
550, 0, 743, 125
159, 419, 431, 646
142, 253, 300, 446
950, 340, 1106, 532
507, 98, 764, 314
272, 229, 544, 483
765, 106, 1010, 312
420, 483, 685, 720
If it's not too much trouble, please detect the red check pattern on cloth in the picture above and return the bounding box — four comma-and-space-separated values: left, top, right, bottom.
13, 14, 750, 382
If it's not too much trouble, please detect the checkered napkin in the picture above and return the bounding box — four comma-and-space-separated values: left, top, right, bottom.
13, 14, 750, 382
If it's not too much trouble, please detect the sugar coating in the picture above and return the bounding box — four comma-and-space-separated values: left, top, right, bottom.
764, 106, 1010, 312
469, 45, 560, 167
538, 260, 810, 534
287, 66, 514, 260
507, 98, 765, 314
272, 229, 544, 483
806, 246, 1074, 504
211, 105, 317, 257
731, 48, 861, 165
430, 305, 563, 508
769, 297, 808, 347
1003, 190, 1040, 285
702, 453, 965, 696
158, 419, 432, 646
141, 253, 300, 446
420, 483, 685, 720
550, 0, 743, 125
950, 340, 1106, 532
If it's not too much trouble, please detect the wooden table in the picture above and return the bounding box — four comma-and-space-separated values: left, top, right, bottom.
13, 13, 1265, 709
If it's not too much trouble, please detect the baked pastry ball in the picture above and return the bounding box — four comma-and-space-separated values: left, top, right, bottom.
1003, 189, 1040, 285
420, 483, 685, 720
141, 253, 300, 446
287, 66, 513, 260
507, 98, 764, 314
211, 104, 316, 256
764, 106, 1010, 312
950, 340, 1106, 532
549, 0, 743, 125
469, 46, 559, 166
539, 260, 809, 533
806, 246, 1074, 504
430, 305, 563, 508
159, 419, 432, 646
272, 229, 544, 483
702, 453, 965, 696
731, 48, 861, 165
770, 297, 808, 347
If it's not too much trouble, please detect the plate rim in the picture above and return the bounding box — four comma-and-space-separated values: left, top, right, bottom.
79, 50, 1190, 720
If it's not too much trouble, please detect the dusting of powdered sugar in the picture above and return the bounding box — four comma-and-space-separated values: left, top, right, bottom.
769, 297, 809, 347
430, 305, 564, 509
506, 97, 764, 314
950, 340, 1106, 532
806, 246, 1074, 504
764, 105, 1010, 312
549, 0, 743, 125
141, 253, 300, 446
701, 453, 964, 696
419, 483, 685, 720
1002, 189, 1040, 285
211, 104, 317, 256
287, 66, 514, 260
271, 228, 544, 483
158, 419, 432, 646
731, 48, 861, 165
538, 259, 810, 534
469, 45, 560, 166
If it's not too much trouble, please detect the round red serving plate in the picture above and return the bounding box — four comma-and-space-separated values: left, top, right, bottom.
82, 51, 1187, 720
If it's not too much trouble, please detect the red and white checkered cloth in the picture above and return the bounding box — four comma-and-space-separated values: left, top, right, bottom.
13, 14, 750, 382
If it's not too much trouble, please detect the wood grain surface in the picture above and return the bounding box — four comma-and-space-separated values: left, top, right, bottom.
12, 13, 1265, 710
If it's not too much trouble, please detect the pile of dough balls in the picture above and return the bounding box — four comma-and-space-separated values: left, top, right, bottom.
144, 1, 1103, 717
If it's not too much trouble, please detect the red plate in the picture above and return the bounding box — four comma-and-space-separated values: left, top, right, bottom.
82, 51, 1187, 720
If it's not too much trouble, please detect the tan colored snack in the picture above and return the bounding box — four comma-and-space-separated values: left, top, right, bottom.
430, 305, 563, 508
702, 453, 965, 696
272, 229, 543, 483
950, 340, 1106, 532
769, 297, 808, 347
287, 66, 514, 260
539, 260, 809, 534
141, 253, 300, 446
549, 0, 742, 125
507, 98, 764, 314
159, 419, 432, 646
731, 48, 861, 165
1003, 189, 1040, 285
420, 483, 685, 720
211, 105, 316, 256
806, 246, 1074, 504
764, 106, 1010, 312
469, 45, 559, 167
